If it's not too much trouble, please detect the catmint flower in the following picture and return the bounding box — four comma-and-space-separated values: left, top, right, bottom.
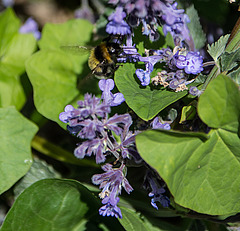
175, 51, 204, 75
162, 3, 191, 41
108, 0, 190, 42
59, 90, 133, 163
105, 113, 132, 136
149, 187, 170, 209
106, 6, 131, 35
189, 86, 202, 96
135, 69, 151, 86
2, 0, 14, 7
74, 138, 106, 163
144, 172, 170, 209
92, 163, 133, 219
118, 35, 141, 63
135, 55, 165, 86
59, 105, 75, 123
99, 79, 125, 106
99, 197, 122, 218
19, 18, 41, 40
74, 0, 95, 23
151, 117, 171, 130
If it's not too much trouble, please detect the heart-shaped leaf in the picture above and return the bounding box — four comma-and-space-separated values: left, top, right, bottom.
26, 19, 95, 123
115, 63, 187, 121
1, 179, 101, 231
0, 107, 38, 195
136, 75, 240, 215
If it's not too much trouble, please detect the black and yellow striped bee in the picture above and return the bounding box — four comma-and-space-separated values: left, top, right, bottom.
88, 41, 121, 78
61, 39, 122, 78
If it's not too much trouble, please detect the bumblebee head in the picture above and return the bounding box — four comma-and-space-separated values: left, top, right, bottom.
107, 43, 121, 55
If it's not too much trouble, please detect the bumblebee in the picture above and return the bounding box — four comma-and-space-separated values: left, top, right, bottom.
61, 40, 122, 78
88, 41, 121, 78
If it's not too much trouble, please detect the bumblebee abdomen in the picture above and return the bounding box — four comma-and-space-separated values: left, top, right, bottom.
88, 49, 100, 70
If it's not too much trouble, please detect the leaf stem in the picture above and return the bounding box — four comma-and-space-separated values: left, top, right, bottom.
31, 135, 98, 167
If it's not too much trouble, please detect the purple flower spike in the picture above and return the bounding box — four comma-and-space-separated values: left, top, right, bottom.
19, 18, 41, 40
135, 69, 150, 86
106, 7, 131, 35
92, 163, 133, 218
99, 79, 125, 106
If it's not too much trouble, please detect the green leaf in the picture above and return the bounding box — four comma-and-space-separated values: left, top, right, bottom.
136, 75, 240, 215
26, 50, 80, 123
136, 128, 240, 215
179, 105, 196, 123
115, 63, 187, 121
0, 68, 25, 110
207, 34, 230, 62
0, 107, 38, 195
0, 9, 37, 110
26, 19, 95, 123
1, 33, 37, 75
198, 74, 240, 133
186, 5, 206, 50
228, 66, 240, 85
120, 207, 189, 231
220, 48, 240, 72
0, 8, 20, 55
38, 19, 93, 73
120, 207, 149, 231
13, 158, 60, 199
1, 179, 102, 231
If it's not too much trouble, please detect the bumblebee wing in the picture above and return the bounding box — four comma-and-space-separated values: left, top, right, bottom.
60, 45, 91, 56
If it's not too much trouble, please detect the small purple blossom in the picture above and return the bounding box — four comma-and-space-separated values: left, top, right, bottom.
149, 188, 170, 209
106, 7, 131, 35
175, 51, 204, 75
92, 163, 133, 218
74, 0, 95, 23
59, 105, 75, 123
19, 18, 41, 40
99, 79, 125, 106
74, 138, 106, 163
151, 117, 171, 130
105, 113, 132, 136
135, 69, 151, 86
144, 172, 170, 209
189, 86, 203, 96
99, 198, 122, 218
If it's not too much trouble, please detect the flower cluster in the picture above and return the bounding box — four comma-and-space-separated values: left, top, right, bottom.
59, 78, 171, 218
106, 0, 190, 42
122, 44, 203, 89
59, 79, 139, 218
59, 79, 133, 163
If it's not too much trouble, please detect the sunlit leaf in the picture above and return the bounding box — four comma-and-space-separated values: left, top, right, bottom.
0, 107, 38, 195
